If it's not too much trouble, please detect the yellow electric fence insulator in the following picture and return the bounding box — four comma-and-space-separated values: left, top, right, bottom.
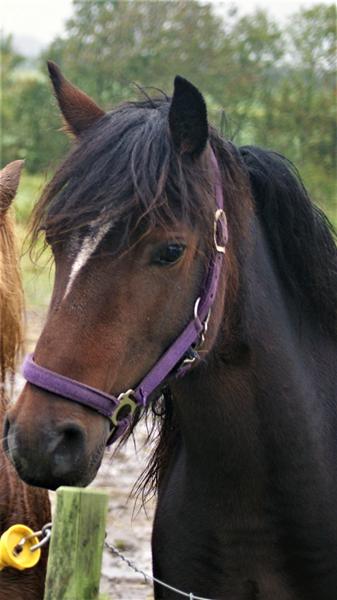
0, 524, 41, 571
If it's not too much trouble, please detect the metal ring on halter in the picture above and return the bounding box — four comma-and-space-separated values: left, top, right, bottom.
193, 297, 212, 350
214, 208, 227, 253
199, 307, 211, 348
111, 389, 137, 427
203, 307, 211, 336
180, 349, 199, 367
194, 297, 201, 322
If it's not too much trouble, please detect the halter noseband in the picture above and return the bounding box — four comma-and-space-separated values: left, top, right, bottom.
22, 148, 228, 445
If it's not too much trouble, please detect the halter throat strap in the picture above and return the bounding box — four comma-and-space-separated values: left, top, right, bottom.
22, 147, 228, 444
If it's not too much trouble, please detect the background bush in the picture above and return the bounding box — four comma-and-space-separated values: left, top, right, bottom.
1, 1, 336, 307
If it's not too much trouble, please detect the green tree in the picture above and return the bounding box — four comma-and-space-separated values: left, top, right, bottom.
0, 34, 24, 166
255, 4, 336, 210
44, 1, 286, 137
1, 34, 68, 172
44, 0, 227, 108
11, 77, 69, 172
1, 1, 335, 217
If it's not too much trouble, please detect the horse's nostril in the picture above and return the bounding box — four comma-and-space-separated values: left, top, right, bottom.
2, 413, 93, 488
60, 423, 85, 442
53, 422, 86, 460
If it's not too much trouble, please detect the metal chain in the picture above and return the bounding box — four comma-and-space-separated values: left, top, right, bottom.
20, 521, 216, 599
15, 522, 52, 555
104, 538, 215, 600
30, 522, 53, 551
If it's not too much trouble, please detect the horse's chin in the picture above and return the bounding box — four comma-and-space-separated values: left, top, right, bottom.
9, 456, 99, 491
18, 472, 94, 491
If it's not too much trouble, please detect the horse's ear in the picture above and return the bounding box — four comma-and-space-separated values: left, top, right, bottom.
0, 160, 24, 215
47, 61, 105, 137
169, 75, 208, 156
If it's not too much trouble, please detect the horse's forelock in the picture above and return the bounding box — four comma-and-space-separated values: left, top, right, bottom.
29, 98, 245, 257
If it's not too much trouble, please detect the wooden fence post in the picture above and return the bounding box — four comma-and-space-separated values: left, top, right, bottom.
44, 486, 108, 600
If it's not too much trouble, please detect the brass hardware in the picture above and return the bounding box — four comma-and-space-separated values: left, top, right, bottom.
180, 301, 212, 368
213, 208, 227, 253
111, 390, 137, 426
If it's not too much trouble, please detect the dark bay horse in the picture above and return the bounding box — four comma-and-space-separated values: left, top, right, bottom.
5, 64, 337, 599
0, 161, 50, 600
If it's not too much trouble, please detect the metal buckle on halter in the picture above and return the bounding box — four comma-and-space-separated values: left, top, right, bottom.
180, 298, 212, 368
214, 208, 227, 253
111, 389, 137, 427
181, 208, 225, 373
180, 347, 199, 367
195, 298, 211, 349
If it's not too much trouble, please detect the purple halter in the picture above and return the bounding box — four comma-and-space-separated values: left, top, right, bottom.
22, 148, 228, 444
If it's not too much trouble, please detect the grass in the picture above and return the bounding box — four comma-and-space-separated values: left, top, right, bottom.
15, 171, 49, 224
19, 228, 54, 309
328, 209, 337, 231
15, 172, 54, 309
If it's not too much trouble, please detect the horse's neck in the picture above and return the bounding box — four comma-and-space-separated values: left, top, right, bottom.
172, 218, 337, 495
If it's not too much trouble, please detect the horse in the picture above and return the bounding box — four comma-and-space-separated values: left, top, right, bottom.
4, 63, 337, 599
0, 161, 50, 600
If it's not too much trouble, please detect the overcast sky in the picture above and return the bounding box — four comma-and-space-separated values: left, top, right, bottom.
1, 0, 332, 54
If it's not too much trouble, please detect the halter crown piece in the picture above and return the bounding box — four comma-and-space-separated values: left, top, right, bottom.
22, 147, 228, 445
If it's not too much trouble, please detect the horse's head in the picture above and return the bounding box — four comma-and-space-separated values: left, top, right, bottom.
0, 160, 24, 383
5, 65, 242, 489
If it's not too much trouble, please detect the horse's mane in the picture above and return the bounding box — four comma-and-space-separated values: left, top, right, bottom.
240, 146, 337, 338
0, 209, 23, 389
137, 145, 337, 505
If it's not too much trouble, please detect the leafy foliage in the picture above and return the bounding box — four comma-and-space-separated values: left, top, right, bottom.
1, 2, 336, 219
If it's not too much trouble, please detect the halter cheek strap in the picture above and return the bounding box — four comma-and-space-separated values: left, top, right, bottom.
22, 147, 228, 445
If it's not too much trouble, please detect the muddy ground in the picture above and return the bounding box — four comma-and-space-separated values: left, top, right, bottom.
47, 429, 156, 599
25, 310, 156, 599
92, 430, 155, 599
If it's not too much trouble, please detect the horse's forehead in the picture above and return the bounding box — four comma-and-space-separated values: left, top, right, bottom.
68, 231, 81, 255
66, 216, 114, 255
59, 212, 198, 302
62, 220, 113, 299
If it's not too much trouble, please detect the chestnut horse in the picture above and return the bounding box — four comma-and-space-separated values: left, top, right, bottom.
5, 64, 337, 599
0, 161, 50, 600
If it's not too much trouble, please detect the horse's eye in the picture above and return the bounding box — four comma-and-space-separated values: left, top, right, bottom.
152, 243, 186, 266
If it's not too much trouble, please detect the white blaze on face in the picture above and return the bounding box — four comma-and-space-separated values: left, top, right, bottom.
63, 222, 111, 300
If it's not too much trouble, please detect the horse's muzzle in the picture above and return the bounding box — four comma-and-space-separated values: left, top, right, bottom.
3, 414, 95, 490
